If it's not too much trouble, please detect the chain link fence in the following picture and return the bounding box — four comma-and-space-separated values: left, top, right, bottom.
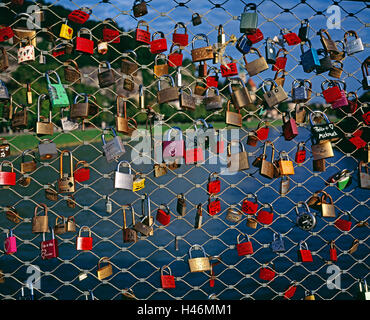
0, 0, 369, 300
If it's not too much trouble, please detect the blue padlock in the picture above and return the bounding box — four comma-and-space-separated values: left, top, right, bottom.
236, 34, 252, 55
300, 40, 320, 73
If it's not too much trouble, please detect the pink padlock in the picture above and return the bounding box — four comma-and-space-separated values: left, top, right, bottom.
331, 80, 348, 109
4, 229, 17, 254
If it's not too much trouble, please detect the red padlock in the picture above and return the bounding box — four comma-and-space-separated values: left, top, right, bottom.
212, 130, 225, 154
362, 111, 370, 125
185, 146, 204, 164
282, 29, 301, 46
76, 226, 93, 250
334, 212, 352, 231
168, 44, 183, 67
329, 240, 338, 262
150, 31, 167, 54
102, 19, 120, 43
295, 142, 306, 164
298, 241, 313, 262
161, 265, 175, 289
241, 194, 259, 215
4, 229, 17, 254
68, 7, 91, 24
75, 28, 94, 55
136, 20, 151, 44
220, 56, 238, 78
206, 67, 219, 88
282, 112, 298, 141
172, 22, 189, 47
259, 262, 275, 281
284, 283, 297, 299
321, 80, 342, 104
41, 228, 58, 260
247, 28, 264, 44
272, 49, 287, 71
162, 127, 185, 161
236, 233, 254, 256
256, 204, 274, 225
74, 160, 90, 183
256, 121, 269, 141
0, 161, 16, 186
156, 204, 171, 226
208, 195, 221, 216
349, 135, 367, 150
207, 172, 220, 194
0, 26, 14, 42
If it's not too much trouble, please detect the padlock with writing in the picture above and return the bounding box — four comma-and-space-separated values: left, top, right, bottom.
101, 127, 126, 162
272, 49, 287, 72
298, 19, 309, 42
150, 31, 167, 54
162, 126, 184, 162
236, 233, 253, 256
41, 227, 58, 260
68, 7, 91, 24
102, 18, 120, 43
97, 257, 113, 280
207, 172, 220, 194
135, 20, 150, 44
241, 194, 258, 215
257, 203, 274, 225
188, 245, 211, 272
344, 30, 364, 55
160, 265, 175, 289
45, 71, 69, 108
59, 19, 73, 40
208, 195, 221, 216
191, 34, 214, 62
0, 138, 10, 158
172, 22, 188, 47
220, 55, 238, 77
236, 34, 252, 55
281, 28, 301, 46
295, 142, 306, 164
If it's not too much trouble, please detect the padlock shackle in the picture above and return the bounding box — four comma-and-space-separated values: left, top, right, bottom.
191, 33, 210, 50
228, 76, 246, 94
142, 193, 151, 219
78, 225, 91, 237
116, 95, 127, 118
0, 160, 14, 172
208, 172, 219, 182
309, 110, 330, 126
77, 27, 93, 39
204, 86, 220, 98
194, 118, 209, 131
262, 140, 275, 162
157, 74, 175, 91
279, 150, 290, 161
188, 244, 207, 259
321, 79, 339, 91
101, 127, 118, 145
343, 30, 359, 42
73, 93, 88, 104
122, 204, 135, 227
227, 139, 245, 155
359, 161, 369, 175
243, 3, 257, 12
74, 160, 88, 172
299, 240, 309, 251
45, 70, 62, 85
295, 201, 310, 216
161, 264, 172, 276
362, 59, 369, 77
169, 43, 182, 54
242, 193, 258, 205
98, 61, 112, 73
174, 22, 187, 34
261, 78, 278, 93
237, 232, 251, 244
21, 149, 36, 163
37, 94, 51, 123
34, 203, 48, 217
226, 100, 240, 114
258, 203, 273, 214
300, 39, 313, 54
292, 79, 312, 90
59, 150, 73, 179
136, 20, 149, 30
155, 53, 168, 65
97, 256, 110, 270
116, 160, 132, 174
122, 49, 137, 60
166, 126, 183, 141
152, 31, 165, 41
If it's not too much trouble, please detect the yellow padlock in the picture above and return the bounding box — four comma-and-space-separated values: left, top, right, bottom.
132, 173, 145, 192
59, 19, 74, 40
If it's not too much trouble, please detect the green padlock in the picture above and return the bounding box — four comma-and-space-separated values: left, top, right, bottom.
240, 3, 258, 34
45, 71, 69, 108
327, 169, 352, 190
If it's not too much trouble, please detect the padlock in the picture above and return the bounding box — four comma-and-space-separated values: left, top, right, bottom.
179, 87, 196, 111
282, 112, 299, 141
133, 0, 148, 18
38, 139, 57, 160
359, 161, 370, 189
101, 127, 126, 162
207, 172, 220, 194
241, 194, 258, 215
298, 19, 309, 42
204, 87, 222, 111
12, 13, 36, 48
329, 240, 338, 262
220, 56, 238, 78
280, 175, 290, 196
17, 39, 35, 63
44, 184, 58, 201
240, 3, 258, 33
259, 262, 275, 281
97, 257, 113, 280
295, 103, 306, 124
71, 93, 89, 119
35, 95, 53, 136
257, 204, 274, 225
228, 77, 253, 109
304, 291, 315, 300
327, 169, 352, 190
211, 129, 225, 155
265, 37, 277, 64
167, 44, 183, 68
97, 40, 108, 55
0, 161, 16, 186
328, 61, 343, 79
278, 151, 294, 175
122, 205, 137, 243
315, 48, 333, 75
41, 228, 58, 260
115, 95, 130, 134
105, 196, 113, 214
344, 30, 364, 55
227, 140, 249, 172
160, 265, 175, 289
243, 47, 268, 76
300, 40, 320, 73
247, 28, 263, 44
284, 283, 297, 300
357, 279, 370, 300
185, 126, 205, 165
272, 49, 287, 72
0, 47, 9, 72
225, 100, 242, 127
246, 217, 258, 229
188, 245, 211, 272
64, 59, 81, 84
66, 194, 76, 209
248, 121, 269, 147
319, 28, 338, 54
156, 204, 171, 226
295, 142, 306, 164
298, 241, 313, 262
361, 59, 370, 90
281, 28, 301, 46
68, 7, 91, 24
191, 34, 214, 62
291, 79, 312, 103
102, 18, 120, 43
32, 203, 49, 233
134, 193, 153, 236
98, 61, 115, 88
0, 138, 10, 158
260, 141, 275, 179
74, 160, 90, 183
123, 74, 135, 92
0, 81, 9, 102
225, 208, 243, 223
194, 80, 207, 96
236, 33, 252, 55
194, 203, 203, 229
54, 216, 67, 235
0, 25, 14, 42
5, 206, 23, 224
349, 238, 359, 255
270, 232, 285, 253
176, 193, 186, 216
153, 53, 169, 78
45, 71, 69, 108
261, 78, 288, 107
162, 126, 184, 162
76, 226, 93, 251
206, 66, 219, 88
311, 138, 334, 161
334, 211, 352, 231
172, 22, 188, 47
236, 233, 253, 256
191, 13, 202, 26
20, 149, 36, 187
208, 195, 221, 216
150, 31, 167, 54
59, 19, 73, 40
135, 20, 151, 44
75, 28, 94, 55
122, 288, 137, 300
120, 50, 138, 77
114, 161, 134, 190
58, 150, 75, 193
4, 229, 17, 255
157, 75, 179, 104
309, 110, 339, 143
331, 80, 348, 109
273, 69, 286, 88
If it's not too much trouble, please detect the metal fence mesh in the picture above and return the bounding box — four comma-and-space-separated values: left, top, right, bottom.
0, 0, 369, 300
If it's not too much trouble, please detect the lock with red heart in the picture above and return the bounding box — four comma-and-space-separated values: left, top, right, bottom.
136, 20, 151, 44
172, 22, 188, 47
76, 226, 93, 250
161, 265, 175, 289
241, 194, 259, 215
74, 160, 90, 183
295, 142, 306, 164
236, 233, 254, 256
329, 240, 338, 262
298, 241, 313, 262
207, 172, 220, 194
156, 204, 171, 226
41, 228, 58, 260
259, 262, 275, 281
257, 204, 274, 225
247, 28, 264, 44
150, 31, 167, 54
208, 195, 221, 216
334, 211, 352, 231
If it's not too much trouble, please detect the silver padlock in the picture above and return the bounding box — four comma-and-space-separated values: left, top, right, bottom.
344, 30, 364, 55
106, 196, 112, 214
38, 139, 58, 161
60, 108, 79, 132
270, 233, 285, 253
101, 127, 126, 162
114, 160, 134, 190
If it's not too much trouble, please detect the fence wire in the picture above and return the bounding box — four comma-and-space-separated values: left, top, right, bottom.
0, 0, 369, 300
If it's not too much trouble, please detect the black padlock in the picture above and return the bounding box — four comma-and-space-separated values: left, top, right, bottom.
192, 13, 202, 26
132, 0, 148, 18
315, 49, 332, 75
298, 19, 309, 42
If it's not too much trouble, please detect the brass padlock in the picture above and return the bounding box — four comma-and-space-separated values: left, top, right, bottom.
188, 245, 211, 273
45, 184, 58, 201
321, 193, 336, 218
228, 77, 253, 109
122, 205, 137, 243
121, 50, 138, 76
243, 47, 269, 76
58, 150, 75, 193
70, 93, 90, 119
115, 95, 129, 134
176, 193, 186, 216
20, 149, 37, 174
134, 193, 153, 236
225, 100, 242, 127
225, 208, 243, 223
313, 158, 326, 172
97, 257, 113, 280
154, 54, 169, 78
280, 176, 290, 196
278, 151, 295, 175
262, 78, 288, 107
191, 34, 214, 62
64, 59, 81, 83
227, 140, 249, 172
157, 75, 179, 104
260, 141, 276, 179
246, 217, 258, 229
36, 94, 53, 136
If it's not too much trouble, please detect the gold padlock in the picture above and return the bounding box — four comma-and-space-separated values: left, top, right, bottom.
133, 172, 145, 192
321, 193, 336, 218
246, 217, 258, 229
115, 95, 129, 134
97, 257, 113, 280
58, 150, 75, 193
188, 245, 211, 273
304, 291, 315, 300
278, 151, 295, 175
59, 19, 74, 40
